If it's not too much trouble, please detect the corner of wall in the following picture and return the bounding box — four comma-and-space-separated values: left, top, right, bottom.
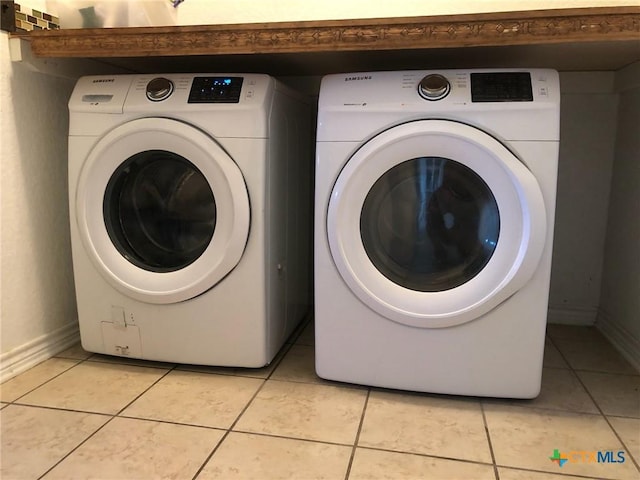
548, 71, 619, 325
595, 61, 640, 370
614, 61, 640, 93
596, 308, 640, 373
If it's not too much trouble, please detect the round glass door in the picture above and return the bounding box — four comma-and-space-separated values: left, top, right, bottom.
76, 118, 250, 304
360, 156, 500, 292
104, 150, 216, 272
327, 120, 547, 328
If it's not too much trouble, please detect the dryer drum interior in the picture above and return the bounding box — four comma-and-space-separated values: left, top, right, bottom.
360, 156, 500, 292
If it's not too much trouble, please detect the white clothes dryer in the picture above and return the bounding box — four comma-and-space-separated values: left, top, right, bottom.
315, 69, 560, 398
69, 73, 311, 367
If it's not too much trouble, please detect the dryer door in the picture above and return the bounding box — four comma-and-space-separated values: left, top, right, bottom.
76, 117, 250, 304
327, 119, 547, 327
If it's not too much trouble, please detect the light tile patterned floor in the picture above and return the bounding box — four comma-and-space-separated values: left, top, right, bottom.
1, 322, 638, 480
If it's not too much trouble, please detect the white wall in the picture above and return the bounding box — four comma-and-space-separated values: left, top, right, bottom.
596, 62, 640, 370
548, 73, 618, 325
0, 32, 78, 381
45, 1, 640, 28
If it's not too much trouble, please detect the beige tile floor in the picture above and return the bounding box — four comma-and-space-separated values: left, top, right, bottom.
1, 322, 638, 480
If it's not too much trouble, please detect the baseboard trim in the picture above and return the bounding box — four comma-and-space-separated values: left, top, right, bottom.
0, 322, 80, 383
547, 305, 597, 326
596, 310, 640, 373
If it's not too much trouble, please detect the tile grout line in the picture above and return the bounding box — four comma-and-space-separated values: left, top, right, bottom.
571, 369, 640, 378
355, 444, 497, 469
34, 363, 177, 480
10, 402, 114, 417
343, 388, 371, 480
94, 412, 229, 432
546, 332, 640, 377
480, 400, 501, 480
494, 464, 616, 479
3, 357, 85, 405
191, 429, 232, 479
36, 413, 118, 480
4, 351, 175, 407
548, 333, 640, 473
542, 364, 640, 379
228, 428, 357, 449
191, 339, 297, 480
81, 357, 177, 370
572, 376, 640, 471
114, 364, 178, 416
191, 327, 359, 480
265, 376, 369, 392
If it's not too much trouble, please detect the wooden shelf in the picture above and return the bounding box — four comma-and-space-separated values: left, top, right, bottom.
10, 7, 640, 74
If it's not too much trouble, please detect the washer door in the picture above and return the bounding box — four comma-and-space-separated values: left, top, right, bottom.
76, 117, 250, 304
327, 120, 547, 327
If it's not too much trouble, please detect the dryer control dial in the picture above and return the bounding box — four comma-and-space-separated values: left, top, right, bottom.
146, 77, 174, 102
418, 74, 451, 101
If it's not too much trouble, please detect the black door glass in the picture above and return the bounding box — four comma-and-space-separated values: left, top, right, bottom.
104, 150, 216, 272
360, 157, 500, 291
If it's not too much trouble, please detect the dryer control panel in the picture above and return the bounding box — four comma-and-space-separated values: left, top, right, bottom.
470, 72, 533, 102
415, 72, 535, 103
319, 69, 557, 108
316, 69, 560, 143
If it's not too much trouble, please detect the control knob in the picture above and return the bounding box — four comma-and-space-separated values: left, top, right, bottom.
146, 77, 174, 102
418, 74, 451, 101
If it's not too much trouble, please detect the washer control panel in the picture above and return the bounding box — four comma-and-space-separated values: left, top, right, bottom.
188, 76, 244, 103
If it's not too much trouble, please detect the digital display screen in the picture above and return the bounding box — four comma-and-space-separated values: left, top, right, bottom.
471, 73, 533, 102
188, 77, 243, 103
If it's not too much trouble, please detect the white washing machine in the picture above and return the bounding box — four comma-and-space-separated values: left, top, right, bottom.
315, 69, 560, 398
69, 73, 311, 367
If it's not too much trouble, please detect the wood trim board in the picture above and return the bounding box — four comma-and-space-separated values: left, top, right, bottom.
11, 7, 640, 59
